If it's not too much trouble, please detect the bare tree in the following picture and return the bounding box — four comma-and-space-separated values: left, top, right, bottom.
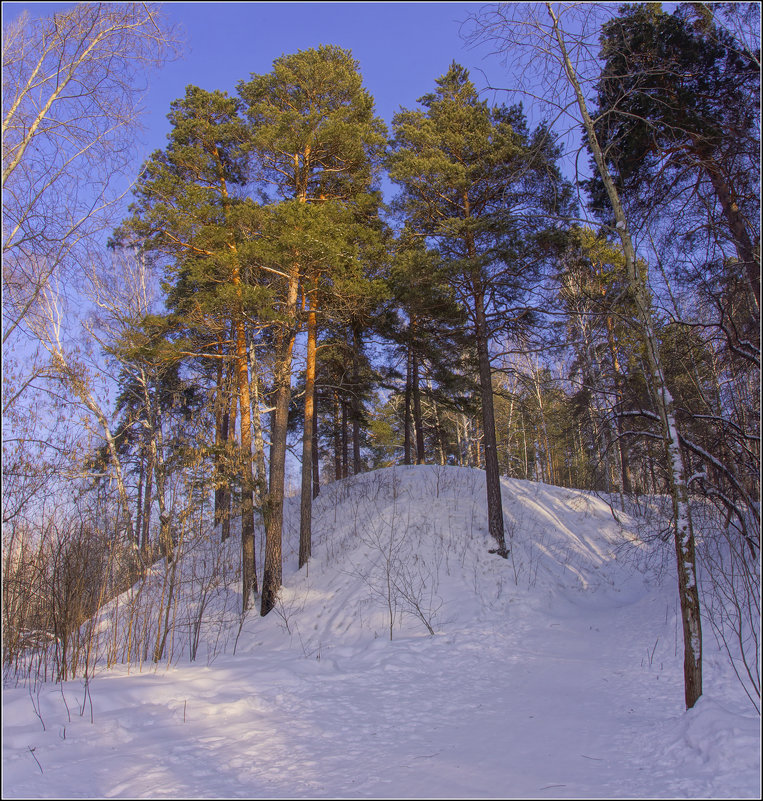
2, 1, 180, 351
2, 2, 181, 553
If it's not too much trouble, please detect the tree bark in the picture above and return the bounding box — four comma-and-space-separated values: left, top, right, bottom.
141, 441, 154, 555
312, 385, 320, 498
412, 338, 426, 464
351, 325, 362, 475
234, 312, 257, 609
471, 267, 508, 557
249, 343, 269, 512
299, 295, 318, 569
214, 346, 232, 541
403, 338, 413, 465
341, 398, 349, 479
261, 264, 300, 616
333, 389, 342, 481
547, 2, 701, 708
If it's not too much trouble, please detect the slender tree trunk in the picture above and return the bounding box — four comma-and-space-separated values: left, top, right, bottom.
470, 266, 507, 557
473, 415, 483, 469
341, 398, 349, 479
412, 341, 425, 464
249, 343, 269, 512
141, 444, 154, 555
604, 313, 633, 496
430, 384, 446, 466
333, 390, 342, 481
149, 405, 170, 561
234, 313, 257, 609
535, 370, 554, 485
351, 325, 362, 475
547, 2, 701, 707
214, 348, 224, 530
135, 445, 145, 548
299, 294, 318, 569
261, 264, 300, 616
215, 348, 233, 541
226, 359, 237, 535
404, 339, 413, 465
312, 384, 320, 498
133, 368, 167, 560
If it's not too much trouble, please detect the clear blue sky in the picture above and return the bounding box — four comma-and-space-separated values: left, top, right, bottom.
4, 2, 521, 173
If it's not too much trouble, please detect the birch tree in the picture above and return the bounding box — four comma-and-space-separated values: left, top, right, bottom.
2, 2, 180, 537
2, 2, 179, 346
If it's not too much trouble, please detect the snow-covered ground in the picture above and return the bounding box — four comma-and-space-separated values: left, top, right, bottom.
3, 466, 760, 798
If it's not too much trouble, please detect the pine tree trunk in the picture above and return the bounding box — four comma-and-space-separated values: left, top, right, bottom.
215, 352, 232, 541
235, 314, 258, 609
471, 268, 508, 557
151, 416, 170, 561
249, 344, 269, 512
141, 445, 154, 555
261, 266, 299, 616
404, 338, 413, 465
225, 361, 237, 539
136, 445, 145, 548
341, 398, 349, 479
412, 342, 425, 464
312, 386, 320, 498
333, 390, 342, 481
351, 326, 362, 475
299, 297, 317, 569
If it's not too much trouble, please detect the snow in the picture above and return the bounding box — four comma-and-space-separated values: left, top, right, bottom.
3, 465, 760, 798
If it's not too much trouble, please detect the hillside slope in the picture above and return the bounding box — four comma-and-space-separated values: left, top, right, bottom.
3, 466, 760, 798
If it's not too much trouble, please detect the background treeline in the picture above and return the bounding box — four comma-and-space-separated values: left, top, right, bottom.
2, 3, 759, 711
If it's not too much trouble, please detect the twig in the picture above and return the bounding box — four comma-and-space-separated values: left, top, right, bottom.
28, 746, 43, 774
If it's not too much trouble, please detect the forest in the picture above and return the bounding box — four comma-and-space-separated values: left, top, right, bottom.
2, 1, 759, 718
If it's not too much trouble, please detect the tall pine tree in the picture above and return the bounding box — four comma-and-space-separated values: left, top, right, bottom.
116, 86, 265, 610
389, 63, 572, 557
238, 45, 386, 614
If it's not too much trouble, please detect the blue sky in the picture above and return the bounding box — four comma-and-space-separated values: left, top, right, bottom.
4, 2, 518, 177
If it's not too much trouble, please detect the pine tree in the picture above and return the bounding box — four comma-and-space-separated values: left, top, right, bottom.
116, 86, 265, 610
389, 62, 572, 556
238, 45, 387, 614
384, 235, 472, 465
590, 3, 760, 311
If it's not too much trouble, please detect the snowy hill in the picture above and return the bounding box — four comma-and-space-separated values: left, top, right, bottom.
3, 466, 760, 798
